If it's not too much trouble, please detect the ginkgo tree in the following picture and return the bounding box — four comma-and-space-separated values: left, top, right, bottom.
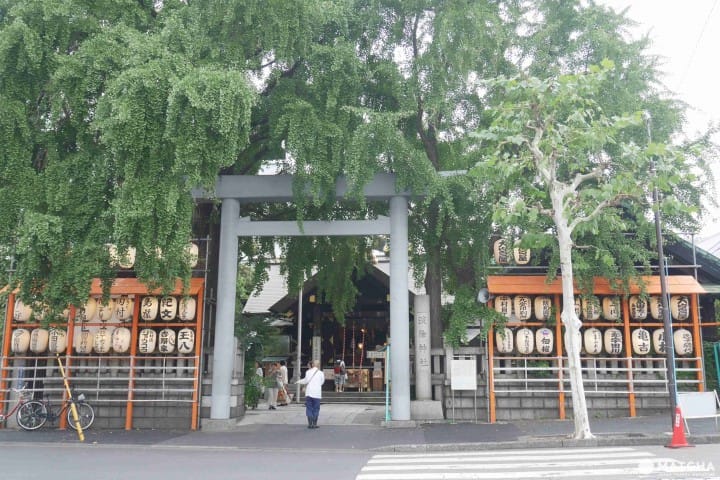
472, 62, 713, 439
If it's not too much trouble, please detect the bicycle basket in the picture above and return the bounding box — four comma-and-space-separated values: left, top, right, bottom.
18, 389, 33, 402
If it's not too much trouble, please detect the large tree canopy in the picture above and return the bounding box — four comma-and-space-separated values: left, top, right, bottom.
1, 0, 714, 340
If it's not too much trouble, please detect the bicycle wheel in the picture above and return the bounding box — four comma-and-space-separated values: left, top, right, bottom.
16, 401, 48, 431
67, 401, 95, 430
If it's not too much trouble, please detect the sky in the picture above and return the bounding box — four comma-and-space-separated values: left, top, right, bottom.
597, 0, 720, 238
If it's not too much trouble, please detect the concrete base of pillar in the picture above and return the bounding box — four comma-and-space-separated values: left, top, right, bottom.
201, 418, 239, 431
382, 419, 418, 428
411, 400, 445, 421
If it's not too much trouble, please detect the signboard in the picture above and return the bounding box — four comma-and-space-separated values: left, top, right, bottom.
366, 350, 386, 359
451, 357, 477, 391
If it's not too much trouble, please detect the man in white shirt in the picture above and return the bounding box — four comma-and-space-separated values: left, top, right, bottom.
295, 359, 325, 428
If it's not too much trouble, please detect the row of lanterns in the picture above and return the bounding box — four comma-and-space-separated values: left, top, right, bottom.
494, 295, 691, 322
13, 295, 198, 323
106, 242, 199, 270
495, 327, 694, 356
493, 239, 531, 266
10, 327, 196, 355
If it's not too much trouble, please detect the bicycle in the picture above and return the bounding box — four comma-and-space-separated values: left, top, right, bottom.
16, 387, 95, 431
0, 384, 33, 425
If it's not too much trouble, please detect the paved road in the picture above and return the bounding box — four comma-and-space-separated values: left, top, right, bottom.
356, 445, 720, 480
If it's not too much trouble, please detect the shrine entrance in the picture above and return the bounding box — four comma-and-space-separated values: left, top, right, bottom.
196, 173, 418, 427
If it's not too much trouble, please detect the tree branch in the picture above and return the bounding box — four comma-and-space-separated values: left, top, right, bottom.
570, 167, 602, 192
568, 194, 635, 232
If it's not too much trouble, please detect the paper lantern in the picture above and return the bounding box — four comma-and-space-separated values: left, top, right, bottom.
648, 296, 663, 320
629, 296, 647, 320
602, 297, 621, 321
30, 328, 49, 354
583, 328, 603, 355
515, 328, 534, 355
11, 329, 31, 353
138, 329, 157, 354
534, 296, 552, 321
535, 328, 554, 355
97, 298, 116, 321
114, 296, 134, 322
13, 299, 33, 323
493, 239, 509, 265
186, 242, 199, 268
573, 297, 582, 318
513, 295, 532, 321
140, 296, 159, 321
604, 328, 623, 355
48, 328, 68, 354
631, 328, 651, 355
158, 328, 177, 354
159, 296, 178, 321
177, 328, 195, 354
673, 329, 693, 356
93, 327, 113, 354
670, 296, 690, 321
117, 246, 136, 269
76, 297, 97, 322
74, 329, 95, 354
112, 327, 132, 353
495, 327, 514, 354
494, 296, 513, 318
652, 329, 666, 354
513, 244, 531, 265
178, 297, 197, 321
581, 296, 601, 321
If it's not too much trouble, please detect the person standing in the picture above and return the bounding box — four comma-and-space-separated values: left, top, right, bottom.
278, 360, 291, 405
265, 362, 279, 410
295, 359, 325, 429
334, 358, 346, 392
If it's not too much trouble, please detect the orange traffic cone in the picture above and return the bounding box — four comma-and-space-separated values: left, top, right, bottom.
666, 405, 693, 448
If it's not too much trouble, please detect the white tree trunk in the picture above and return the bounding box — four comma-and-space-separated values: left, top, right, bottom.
552, 187, 594, 439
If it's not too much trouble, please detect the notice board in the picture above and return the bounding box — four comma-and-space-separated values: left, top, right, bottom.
451, 357, 477, 391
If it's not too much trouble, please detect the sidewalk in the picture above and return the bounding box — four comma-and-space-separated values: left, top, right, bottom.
1, 401, 718, 452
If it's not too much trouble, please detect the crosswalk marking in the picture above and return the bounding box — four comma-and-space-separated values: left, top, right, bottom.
356, 446, 709, 480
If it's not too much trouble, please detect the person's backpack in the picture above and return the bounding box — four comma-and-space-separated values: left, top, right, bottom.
334, 365, 342, 374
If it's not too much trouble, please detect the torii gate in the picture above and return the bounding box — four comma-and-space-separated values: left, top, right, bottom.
203, 173, 414, 426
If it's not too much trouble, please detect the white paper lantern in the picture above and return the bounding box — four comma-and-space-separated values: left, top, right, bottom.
74, 329, 95, 354
513, 295, 532, 321
117, 246, 136, 269
140, 296, 159, 321
138, 328, 157, 354
30, 328, 49, 353
76, 298, 97, 322
602, 297, 621, 321
534, 296, 552, 321
158, 328, 177, 354
673, 329, 693, 356
493, 239, 509, 265
494, 296, 513, 318
629, 296, 647, 320
495, 327, 514, 354
631, 328, 651, 355
515, 328, 534, 355
581, 296, 601, 321
535, 328, 554, 355
178, 297, 197, 321
583, 328, 603, 355
48, 328, 68, 354
97, 298, 116, 321
652, 329, 666, 354
159, 296, 178, 321
648, 296, 663, 320
604, 328, 623, 355
177, 328, 195, 354
93, 327, 113, 354
11, 329, 31, 354
186, 242, 199, 268
573, 297, 582, 318
513, 244, 531, 265
112, 327, 132, 353
13, 299, 33, 323
114, 295, 134, 321
670, 296, 690, 321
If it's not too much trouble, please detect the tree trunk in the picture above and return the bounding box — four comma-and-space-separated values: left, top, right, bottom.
553, 190, 594, 439
425, 246, 444, 350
